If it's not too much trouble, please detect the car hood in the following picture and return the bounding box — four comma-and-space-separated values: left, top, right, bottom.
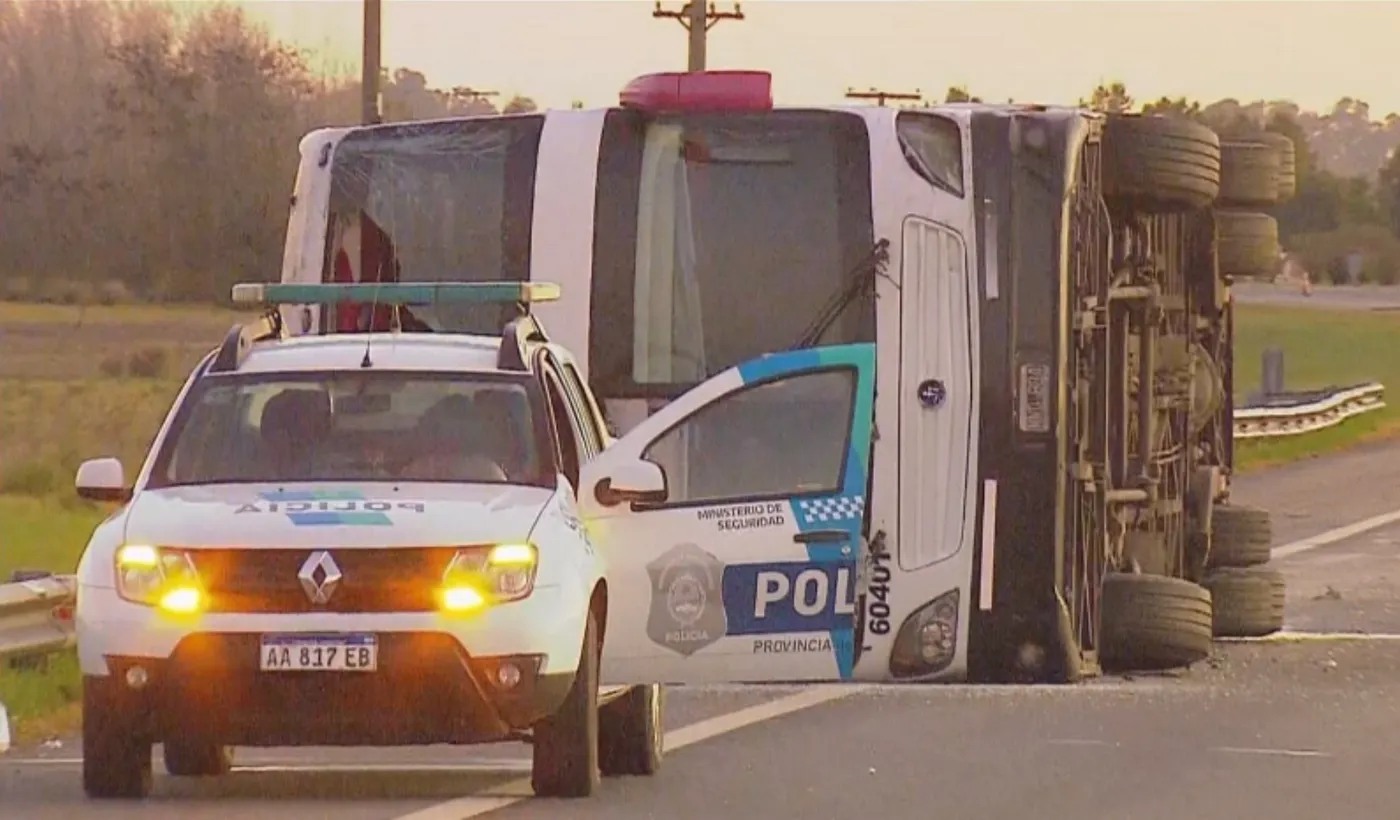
123, 482, 555, 548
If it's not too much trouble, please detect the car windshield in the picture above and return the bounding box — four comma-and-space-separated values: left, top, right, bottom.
149, 371, 552, 488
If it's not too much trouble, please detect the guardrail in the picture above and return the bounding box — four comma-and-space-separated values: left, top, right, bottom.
0, 573, 75, 753
1233, 382, 1386, 440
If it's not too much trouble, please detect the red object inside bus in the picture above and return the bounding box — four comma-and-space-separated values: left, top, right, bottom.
619, 71, 773, 113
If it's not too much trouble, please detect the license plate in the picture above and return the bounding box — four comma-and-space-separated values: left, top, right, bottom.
1018, 362, 1051, 434
259, 634, 378, 672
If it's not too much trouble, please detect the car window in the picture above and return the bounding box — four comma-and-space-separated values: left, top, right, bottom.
541, 370, 583, 488
557, 362, 605, 457
641, 367, 856, 506
151, 371, 552, 487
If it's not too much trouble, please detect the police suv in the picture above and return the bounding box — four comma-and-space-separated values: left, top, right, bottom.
73, 283, 684, 799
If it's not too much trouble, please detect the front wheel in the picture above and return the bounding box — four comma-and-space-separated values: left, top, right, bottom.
531, 612, 601, 798
1099, 573, 1214, 673
599, 684, 665, 777
82, 676, 153, 799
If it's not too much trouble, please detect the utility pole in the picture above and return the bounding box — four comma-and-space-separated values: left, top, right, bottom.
844, 87, 924, 108
653, 2, 745, 72
361, 0, 382, 124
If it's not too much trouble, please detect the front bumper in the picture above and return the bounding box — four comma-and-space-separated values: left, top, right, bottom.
77, 583, 587, 746
95, 634, 573, 745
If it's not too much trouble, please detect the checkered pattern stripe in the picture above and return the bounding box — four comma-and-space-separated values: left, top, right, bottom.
797, 495, 865, 525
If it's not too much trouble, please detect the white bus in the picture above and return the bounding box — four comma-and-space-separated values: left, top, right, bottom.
273, 70, 1288, 683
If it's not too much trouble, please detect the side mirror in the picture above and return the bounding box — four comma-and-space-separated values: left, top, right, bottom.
594, 459, 668, 507
75, 458, 131, 504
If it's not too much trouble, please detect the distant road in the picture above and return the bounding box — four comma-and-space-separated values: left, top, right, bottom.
1232, 281, 1400, 312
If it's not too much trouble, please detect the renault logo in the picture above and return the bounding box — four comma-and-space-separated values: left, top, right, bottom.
298, 550, 342, 605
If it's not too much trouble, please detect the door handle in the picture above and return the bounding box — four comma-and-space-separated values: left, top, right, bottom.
794, 530, 848, 544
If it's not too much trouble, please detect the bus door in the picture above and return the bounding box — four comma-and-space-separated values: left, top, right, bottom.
579, 344, 875, 685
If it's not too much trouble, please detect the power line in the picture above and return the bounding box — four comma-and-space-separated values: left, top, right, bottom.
652, 2, 745, 72
844, 87, 924, 108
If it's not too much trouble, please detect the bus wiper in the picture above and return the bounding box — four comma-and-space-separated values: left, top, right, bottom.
790, 238, 891, 350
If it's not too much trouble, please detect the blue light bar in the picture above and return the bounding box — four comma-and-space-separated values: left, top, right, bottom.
230, 281, 561, 307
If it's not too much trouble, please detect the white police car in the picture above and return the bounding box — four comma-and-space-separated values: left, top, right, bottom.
74, 281, 881, 800
73, 283, 664, 799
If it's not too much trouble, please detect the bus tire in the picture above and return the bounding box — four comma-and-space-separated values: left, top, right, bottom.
1099, 573, 1213, 673
1217, 210, 1280, 278
1256, 130, 1298, 202
1102, 114, 1221, 213
1218, 141, 1281, 207
1202, 567, 1286, 638
1207, 504, 1272, 569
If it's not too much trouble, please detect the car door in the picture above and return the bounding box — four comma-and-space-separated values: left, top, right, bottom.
578, 343, 875, 684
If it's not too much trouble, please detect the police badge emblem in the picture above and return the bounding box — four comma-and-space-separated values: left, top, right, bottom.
646, 543, 728, 656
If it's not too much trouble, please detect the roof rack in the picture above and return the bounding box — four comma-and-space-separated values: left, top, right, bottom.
208, 309, 285, 374
498, 313, 552, 372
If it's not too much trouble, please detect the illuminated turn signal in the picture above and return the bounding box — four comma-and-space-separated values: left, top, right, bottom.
116, 544, 159, 568
488, 544, 536, 566
440, 585, 486, 613
157, 586, 203, 614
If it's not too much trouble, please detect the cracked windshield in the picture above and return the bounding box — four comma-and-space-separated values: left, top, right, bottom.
3, 1, 1400, 818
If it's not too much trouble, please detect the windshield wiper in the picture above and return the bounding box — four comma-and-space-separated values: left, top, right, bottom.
790, 238, 891, 350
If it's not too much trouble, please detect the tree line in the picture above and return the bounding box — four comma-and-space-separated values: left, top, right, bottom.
4, 0, 1398, 308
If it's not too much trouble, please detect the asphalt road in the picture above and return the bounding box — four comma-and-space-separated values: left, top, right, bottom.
7, 439, 1400, 819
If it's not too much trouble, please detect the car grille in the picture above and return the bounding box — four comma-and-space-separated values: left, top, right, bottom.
187, 548, 459, 614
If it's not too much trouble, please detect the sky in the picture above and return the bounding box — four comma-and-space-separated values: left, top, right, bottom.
230, 0, 1400, 115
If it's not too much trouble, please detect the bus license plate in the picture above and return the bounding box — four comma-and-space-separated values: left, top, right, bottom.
1018, 363, 1051, 434
259, 634, 378, 672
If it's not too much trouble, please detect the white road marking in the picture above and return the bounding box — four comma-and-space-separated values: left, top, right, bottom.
1211, 746, 1331, 758
1219, 631, 1400, 643
391, 684, 870, 820
1272, 508, 1400, 560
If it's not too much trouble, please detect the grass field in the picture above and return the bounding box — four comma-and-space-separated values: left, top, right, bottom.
0, 297, 1395, 742
1231, 304, 1400, 469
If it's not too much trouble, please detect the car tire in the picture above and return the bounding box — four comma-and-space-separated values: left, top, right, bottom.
599, 684, 665, 777
1208, 504, 1273, 569
1102, 114, 1222, 213
531, 611, 600, 798
82, 676, 153, 799
1203, 567, 1286, 638
1099, 572, 1214, 673
162, 737, 233, 777
1218, 140, 1281, 207
1217, 210, 1280, 278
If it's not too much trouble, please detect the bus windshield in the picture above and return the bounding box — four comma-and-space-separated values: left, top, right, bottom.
323, 117, 544, 335
591, 109, 876, 398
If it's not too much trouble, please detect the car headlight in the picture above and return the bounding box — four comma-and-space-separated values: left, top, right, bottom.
438, 543, 538, 611
888, 588, 959, 679
114, 545, 204, 614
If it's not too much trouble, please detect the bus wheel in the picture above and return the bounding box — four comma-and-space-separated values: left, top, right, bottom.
1254, 130, 1298, 202
1202, 567, 1286, 638
1207, 504, 1273, 569
1099, 572, 1213, 673
1102, 114, 1221, 214
1218, 140, 1281, 208
1217, 211, 1280, 278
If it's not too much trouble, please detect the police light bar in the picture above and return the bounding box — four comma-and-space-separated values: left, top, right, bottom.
230, 282, 562, 306
619, 70, 773, 113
